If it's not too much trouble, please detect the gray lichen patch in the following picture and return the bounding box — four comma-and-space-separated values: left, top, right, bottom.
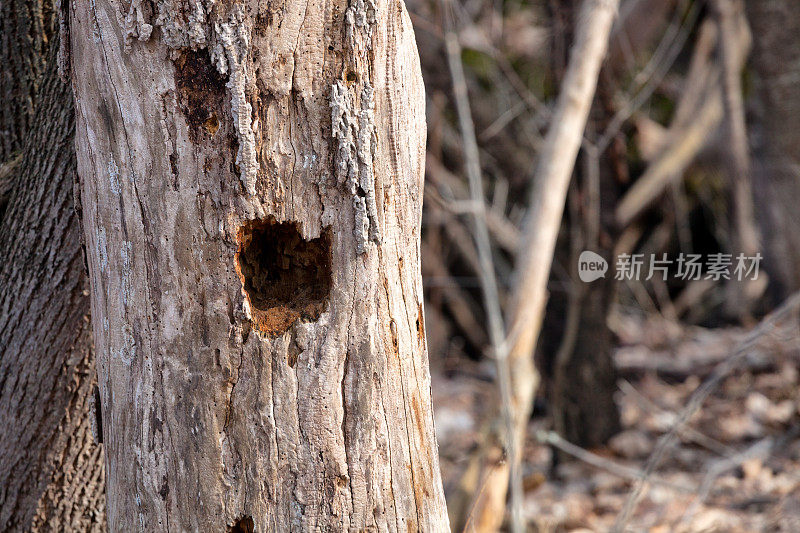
344, 0, 378, 47
356, 83, 380, 245
122, 0, 154, 50
212, 6, 258, 196
331, 80, 381, 254
152, 0, 209, 50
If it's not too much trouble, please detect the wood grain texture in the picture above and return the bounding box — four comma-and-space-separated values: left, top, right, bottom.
69, 0, 449, 529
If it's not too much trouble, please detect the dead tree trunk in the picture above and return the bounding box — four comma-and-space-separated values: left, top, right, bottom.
0, 9, 105, 533
68, 0, 448, 529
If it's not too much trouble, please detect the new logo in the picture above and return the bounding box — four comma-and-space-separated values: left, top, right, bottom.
578, 250, 608, 282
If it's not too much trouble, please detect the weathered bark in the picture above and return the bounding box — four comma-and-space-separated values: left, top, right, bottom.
69, 0, 448, 530
0, 42, 105, 532
746, 0, 800, 298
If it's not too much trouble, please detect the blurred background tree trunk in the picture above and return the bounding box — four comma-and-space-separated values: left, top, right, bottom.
0, 0, 49, 166
543, 0, 620, 450
746, 0, 800, 299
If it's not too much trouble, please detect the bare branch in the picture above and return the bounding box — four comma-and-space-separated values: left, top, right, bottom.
440, 0, 522, 529
461, 0, 620, 529
536, 430, 694, 493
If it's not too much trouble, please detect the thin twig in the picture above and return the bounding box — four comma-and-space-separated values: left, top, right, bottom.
536, 430, 694, 493
426, 158, 521, 252
680, 437, 775, 525
618, 380, 736, 458
440, 1, 523, 530
596, 0, 702, 153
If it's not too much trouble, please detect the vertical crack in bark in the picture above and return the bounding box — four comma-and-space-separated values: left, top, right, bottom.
378, 266, 403, 529
340, 278, 360, 522
223, 343, 245, 434
95, 0, 161, 345
389, 313, 423, 527
90, 385, 103, 444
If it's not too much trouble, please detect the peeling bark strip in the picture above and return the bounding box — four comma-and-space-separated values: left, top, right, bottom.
69, 0, 448, 529
331, 80, 381, 254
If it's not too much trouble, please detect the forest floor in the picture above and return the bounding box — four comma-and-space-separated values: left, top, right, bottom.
432, 311, 800, 532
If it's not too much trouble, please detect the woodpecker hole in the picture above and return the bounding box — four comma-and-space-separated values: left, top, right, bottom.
229, 516, 255, 533
236, 218, 332, 337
